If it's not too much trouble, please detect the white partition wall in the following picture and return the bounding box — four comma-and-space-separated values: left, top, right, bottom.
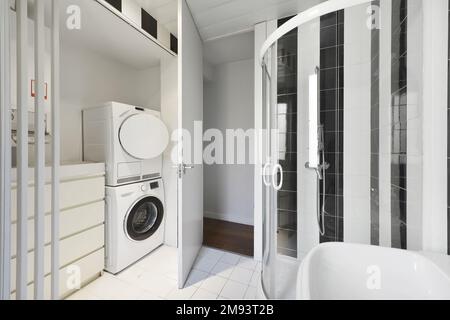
50, 0, 61, 300
1, 0, 61, 300
15, 0, 29, 300
422, 0, 449, 253
0, 0, 12, 301
343, 4, 371, 244
33, 0, 46, 300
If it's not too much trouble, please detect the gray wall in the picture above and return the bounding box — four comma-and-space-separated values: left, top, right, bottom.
203, 59, 255, 226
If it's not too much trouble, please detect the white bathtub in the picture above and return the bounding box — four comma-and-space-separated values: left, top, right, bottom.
297, 243, 450, 300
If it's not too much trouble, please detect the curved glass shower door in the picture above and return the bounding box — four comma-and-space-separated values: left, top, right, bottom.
261, 46, 279, 299
258, 0, 425, 299
261, 11, 324, 299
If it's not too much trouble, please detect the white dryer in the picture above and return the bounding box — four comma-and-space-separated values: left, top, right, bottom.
83, 102, 169, 186
105, 179, 165, 274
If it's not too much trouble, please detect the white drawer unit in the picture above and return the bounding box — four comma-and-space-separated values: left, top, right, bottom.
10, 249, 105, 300
9, 163, 106, 299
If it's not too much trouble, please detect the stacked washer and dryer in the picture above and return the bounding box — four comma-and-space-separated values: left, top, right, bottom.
83, 102, 169, 274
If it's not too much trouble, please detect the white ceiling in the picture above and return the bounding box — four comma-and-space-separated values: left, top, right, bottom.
203, 31, 254, 65
186, 0, 323, 41
135, 0, 178, 36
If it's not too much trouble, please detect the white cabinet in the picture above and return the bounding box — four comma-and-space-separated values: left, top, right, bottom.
9, 163, 106, 299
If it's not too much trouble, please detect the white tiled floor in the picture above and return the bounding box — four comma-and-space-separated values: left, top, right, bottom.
67, 245, 261, 300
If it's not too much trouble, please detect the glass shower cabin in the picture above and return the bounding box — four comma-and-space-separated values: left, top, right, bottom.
260, 0, 432, 299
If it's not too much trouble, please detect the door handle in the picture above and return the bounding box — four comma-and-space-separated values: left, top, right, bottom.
174, 164, 195, 178
272, 164, 283, 191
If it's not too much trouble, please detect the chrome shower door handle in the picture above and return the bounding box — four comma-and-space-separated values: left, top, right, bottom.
272, 164, 283, 191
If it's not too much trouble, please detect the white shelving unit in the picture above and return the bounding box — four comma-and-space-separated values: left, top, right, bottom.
60, 0, 176, 69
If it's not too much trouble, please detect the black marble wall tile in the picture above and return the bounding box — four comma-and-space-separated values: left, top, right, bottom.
278, 35, 298, 57
278, 210, 298, 231
319, 10, 345, 244
391, 0, 408, 250
278, 55, 298, 76
320, 26, 338, 48
320, 47, 338, 69
321, 111, 337, 132
320, 68, 338, 90
278, 74, 297, 95
320, 90, 337, 111
281, 172, 297, 192
321, 12, 338, 28
278, 94, 298, 114
278, 191, 297, 212
279, 133, 297, 153
277, 19, 298, 258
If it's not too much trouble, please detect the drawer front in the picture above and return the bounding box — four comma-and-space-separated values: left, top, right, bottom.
10, 225, 105, 292
10, 248, 105, 299
10, 201, 105, 256
11, 176, 105, 221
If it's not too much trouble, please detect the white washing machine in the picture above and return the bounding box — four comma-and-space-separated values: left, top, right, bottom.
83, 102, 169, 187
105, 178, 165, 274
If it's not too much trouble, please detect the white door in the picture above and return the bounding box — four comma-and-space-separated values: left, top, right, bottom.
177, 0, 204, 288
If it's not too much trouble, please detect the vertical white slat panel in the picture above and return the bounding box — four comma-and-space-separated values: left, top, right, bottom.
34, 0, 45, 300
0, 0, 12, 301
51, 0, 60, 300
16, 0, 29, 300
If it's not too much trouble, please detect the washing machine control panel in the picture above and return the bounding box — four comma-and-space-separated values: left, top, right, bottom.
150, 181, 159, 190
141, 181, 159, 192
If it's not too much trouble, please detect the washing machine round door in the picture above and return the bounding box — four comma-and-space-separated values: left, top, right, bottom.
119, 113, 169, 160
125, 196, 164, 241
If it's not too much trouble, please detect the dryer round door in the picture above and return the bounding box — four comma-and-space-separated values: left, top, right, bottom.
119, 113, 169, 160
125, 196, 164, 241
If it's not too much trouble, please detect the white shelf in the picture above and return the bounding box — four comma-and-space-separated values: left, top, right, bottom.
60, 0, 176, 69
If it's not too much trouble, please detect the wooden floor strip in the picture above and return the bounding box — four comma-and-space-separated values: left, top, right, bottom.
203, 218, 254, 257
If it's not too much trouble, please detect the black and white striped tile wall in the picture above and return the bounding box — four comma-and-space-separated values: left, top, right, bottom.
390, 0, 408, 250
319, 10, 345, 243
104, 0, 178, 54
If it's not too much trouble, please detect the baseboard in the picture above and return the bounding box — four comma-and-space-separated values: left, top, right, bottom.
204, 211, 254, 226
